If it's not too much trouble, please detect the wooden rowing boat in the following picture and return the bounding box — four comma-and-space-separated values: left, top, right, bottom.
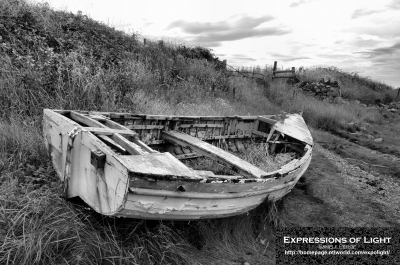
43, 109, 313, 220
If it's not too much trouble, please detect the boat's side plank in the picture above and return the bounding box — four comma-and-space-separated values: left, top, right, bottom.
78, 131, 130, 215
129, 178, 280, 194
121, 193, 267, 220
161, 131, 268, 178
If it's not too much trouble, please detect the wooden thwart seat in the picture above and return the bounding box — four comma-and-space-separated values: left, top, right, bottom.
162, 131, 269, 178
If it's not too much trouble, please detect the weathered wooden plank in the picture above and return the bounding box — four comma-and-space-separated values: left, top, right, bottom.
103, 119, 130, 130
129, 177, 284, 194
252, 130, 270, 138
174, 152, 202, 160
84, 127, 137, 136
193, 170, 215, 177
121, 193, 267, 220
178, 124, 224, 128
272, 114, 313, 145
203, 134, 255, 140
270, 132, 281, 154
111, 133, 148, 155
74, 112, 157, 154
258, 116, 278, 125
70, 111, 104, 128
117, 153, 201, 179
128, 181, 288, 198
125, 125, 165, 130
273, 70, 295, 74
272, 76, 295, 79
103, 112, 262, 121
162, 131, 269, 178
97, 135, 126, 154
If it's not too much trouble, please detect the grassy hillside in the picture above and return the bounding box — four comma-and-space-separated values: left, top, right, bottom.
0, 0, 398, 264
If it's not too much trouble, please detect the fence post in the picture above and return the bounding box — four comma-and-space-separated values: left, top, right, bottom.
143, 38, 147, 45
222, 60, 227, 70
272, 61, 277, 80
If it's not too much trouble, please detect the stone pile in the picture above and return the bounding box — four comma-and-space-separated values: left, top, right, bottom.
298, 78, 341, 100
378, 101, 400, 113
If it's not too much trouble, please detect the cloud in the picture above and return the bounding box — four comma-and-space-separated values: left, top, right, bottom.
167, 15, 290, 46
351, 8, 382, 19
168, 15, 275, 35
352, 1, 400, 19
231, 54, 257, 62
354, 42, 400, 57
168, 20, 228, 35
192, 27, 290, 43
269, 52, 310, 62
370, 42, 400, 55
387, 0, 400, 10
289, 0, 316, 8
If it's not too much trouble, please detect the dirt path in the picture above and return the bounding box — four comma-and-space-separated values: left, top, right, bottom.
279, 143, 400, 227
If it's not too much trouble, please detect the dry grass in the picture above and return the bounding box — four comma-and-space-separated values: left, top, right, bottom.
236, 143, 296, 172
183, 141, 297, 175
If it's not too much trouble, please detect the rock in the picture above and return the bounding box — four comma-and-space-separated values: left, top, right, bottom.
389, 109, 397, 113
347, 122, 357, 133
359, 126, 367, 131
360, 104, 367, 107
244, 262, 250, 265
353, 100, 360, 105
366, 134, 374, 139
373, 138, 383, 143
299, 81, 309, 88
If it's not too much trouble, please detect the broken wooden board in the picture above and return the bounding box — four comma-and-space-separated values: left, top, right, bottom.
116, 152, 202, 179
272, 113, 313, 146
161, 131, 269, 178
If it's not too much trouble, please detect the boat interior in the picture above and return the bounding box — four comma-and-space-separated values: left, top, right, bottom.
52, 110, 309, 182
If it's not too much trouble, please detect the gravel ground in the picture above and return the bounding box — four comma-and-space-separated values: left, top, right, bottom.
316, 144, 400, 222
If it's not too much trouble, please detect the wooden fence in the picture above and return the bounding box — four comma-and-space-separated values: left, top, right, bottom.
272, 61, 295, 80
225, 61, 296, 82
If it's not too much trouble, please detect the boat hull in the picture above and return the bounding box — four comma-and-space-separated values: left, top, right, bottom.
43, 109, 313, 220
119, 154, 311, 220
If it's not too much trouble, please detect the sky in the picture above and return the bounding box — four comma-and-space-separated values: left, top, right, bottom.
33, 0, 400, 88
